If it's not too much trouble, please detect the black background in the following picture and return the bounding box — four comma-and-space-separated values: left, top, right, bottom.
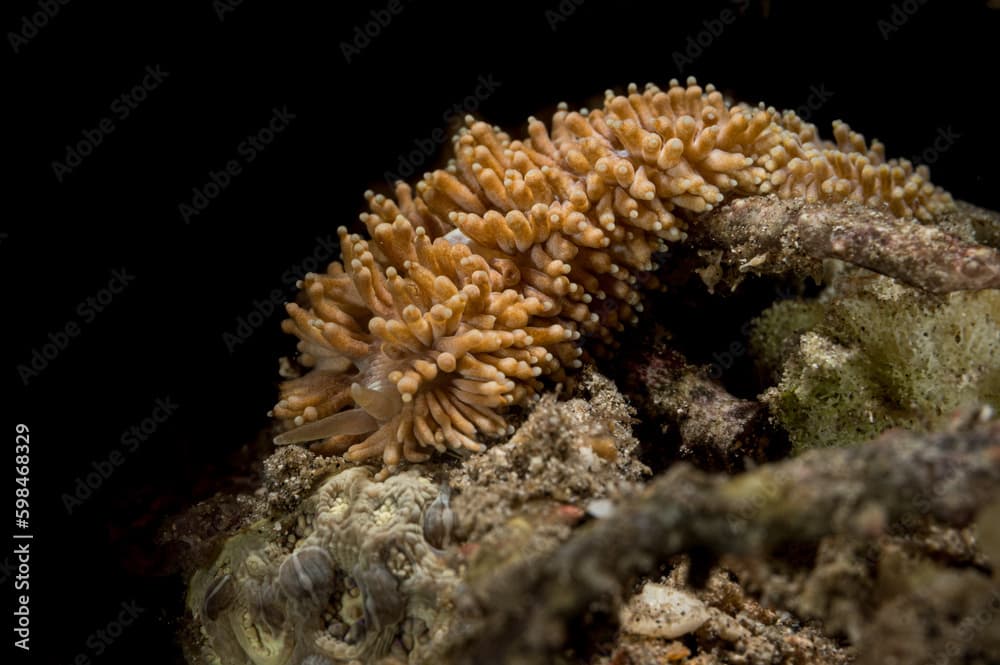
7, 0, 999, 663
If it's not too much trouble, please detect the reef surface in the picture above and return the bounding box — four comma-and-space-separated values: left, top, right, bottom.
169, 201, 999, 665
166, 83, 1000, 664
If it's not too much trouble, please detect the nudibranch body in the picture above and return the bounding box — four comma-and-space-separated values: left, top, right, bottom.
270, 77, 953, 472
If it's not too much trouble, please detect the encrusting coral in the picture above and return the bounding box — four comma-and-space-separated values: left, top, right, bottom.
271, 77, 959, 471
185, 466, 460, 664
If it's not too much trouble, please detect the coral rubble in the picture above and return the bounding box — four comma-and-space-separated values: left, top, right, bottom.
176, 385, 1000, 665
180, 370, 648, 665
439, 410, 1000, 665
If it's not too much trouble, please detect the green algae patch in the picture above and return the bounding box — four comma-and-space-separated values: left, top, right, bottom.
753, 271, 1000, 451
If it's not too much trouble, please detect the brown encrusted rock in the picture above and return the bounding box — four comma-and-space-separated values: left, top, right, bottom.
630, 342, 773, 471
448, 368, 648, 544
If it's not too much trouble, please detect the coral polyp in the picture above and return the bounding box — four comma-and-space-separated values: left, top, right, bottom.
271, 76, 954, 471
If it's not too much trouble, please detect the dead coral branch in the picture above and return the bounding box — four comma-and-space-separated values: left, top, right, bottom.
693, 196, 1000, 293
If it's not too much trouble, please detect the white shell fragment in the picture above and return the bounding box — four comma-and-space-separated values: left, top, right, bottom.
585, 498, 615, 519
619, 583, 709, 639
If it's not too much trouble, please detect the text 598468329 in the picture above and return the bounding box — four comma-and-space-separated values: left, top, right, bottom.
13, 423, 32, 652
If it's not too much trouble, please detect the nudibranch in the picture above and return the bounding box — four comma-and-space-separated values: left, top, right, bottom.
270, 77, 954, 472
